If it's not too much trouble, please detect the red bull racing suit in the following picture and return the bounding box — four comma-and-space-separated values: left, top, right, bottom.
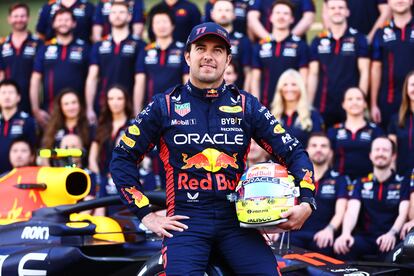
110, 81, 315, 275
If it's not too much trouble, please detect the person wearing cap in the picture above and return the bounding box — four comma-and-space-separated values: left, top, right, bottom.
111, 22, 316, 275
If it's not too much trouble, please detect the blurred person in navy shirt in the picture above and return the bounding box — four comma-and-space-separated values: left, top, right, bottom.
0, 80, 36, 174
327, 88, 383, 180
134, 5, 188, 112
308, 0, 369, 127
85, 2, 145, 123
270, 69, 324, 147
388, 71, 414, 176
36, 0, 95, 42
30, 8, 90, 127
92, 0, 144, 42
370, 0, 414, 129
0, 3, 43, 114
8, 137, 36, 169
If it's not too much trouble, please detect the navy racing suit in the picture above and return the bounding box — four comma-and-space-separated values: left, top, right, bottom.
110, 81, 315, 275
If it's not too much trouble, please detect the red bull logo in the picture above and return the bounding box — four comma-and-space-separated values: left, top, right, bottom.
178, 172, 238, 191
125, 187, 149, 208
206, 89, 218, 98
182, 148, 238, 172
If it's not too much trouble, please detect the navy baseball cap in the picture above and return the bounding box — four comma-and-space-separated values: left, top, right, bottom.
185, 22, 231, 52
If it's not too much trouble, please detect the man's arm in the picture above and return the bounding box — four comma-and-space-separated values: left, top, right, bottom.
292, 11, 315, 37
30, 71, 49, 127
92, 25, 103, 43
307, 61, 319, 104
250, 69, 261, 98
85, 65, 99, 123
132, 23, 144, 38
368, 4, 391, 43
358, 58, 370, 94
377, 200, 409, 252
133, 73, 146, 115
370, 61, 382, 123
334, 199, 361, 254
247, 11, 270, 40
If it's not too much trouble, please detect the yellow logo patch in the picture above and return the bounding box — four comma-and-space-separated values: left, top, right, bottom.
121, 134, 135, 148
128, 125, 140, 136
273, 124, 286, 134
219, 106, 242, 113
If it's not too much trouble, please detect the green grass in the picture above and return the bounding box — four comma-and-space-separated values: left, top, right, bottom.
0, 0, 325, 38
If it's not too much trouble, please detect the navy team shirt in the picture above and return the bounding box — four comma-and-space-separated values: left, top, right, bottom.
229, 30, 252, 89
248, 0, 315, 33
279, 110, 324, 146
351, 172, 409, 236
388, 113, 414, 176
33, 38, 90, 112
93, 0, 144, 38
0, 111, 36, 174
90, 34, 145, 110
135, 41, 189, 105
36, 0, 95, 42
310, 28, 369, 127
372, 18, 414, 128
252, 35, 309, 107
204, 0, 250, 34
0, 34, 43, 113
301, 169, 350, 232
158, 0, 201, 43
347, 0, 387, 36
327, 122, 384, 180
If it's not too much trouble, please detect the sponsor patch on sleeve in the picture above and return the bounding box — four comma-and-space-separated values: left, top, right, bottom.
128, 125, 140, 136
121, 134, 136, 148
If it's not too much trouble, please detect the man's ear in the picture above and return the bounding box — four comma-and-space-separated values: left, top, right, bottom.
185, 51, 191, 66
226, 54, 232, 67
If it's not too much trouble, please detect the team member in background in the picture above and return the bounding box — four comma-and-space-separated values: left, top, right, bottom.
86, 2, 145, 123
0, 80, 36, 174
157, 0, 201, 43
134, 5, 188, 113
291, 133, 350, 255
388, 71, 414, 176
371, 0, 414, 128
248, 0, 315, 40
0, 3, 42, 114
92, 0, 144, 42
210, 0, 252, 90
223, 61, 238, 85
401, 167, 414, 239
323, 0, 390, 43
334, 137, 409, 260
327, 88, 383, 180
8, 137, 36, 169
270, 69, 324, 147
308, 0, 370, 128
204, 0, 250, 35
250, 0, 309, 108
30, 8, 90, 127
36, 0, 95, 42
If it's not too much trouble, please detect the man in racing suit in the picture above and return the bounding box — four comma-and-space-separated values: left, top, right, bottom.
111, 22, 316, 275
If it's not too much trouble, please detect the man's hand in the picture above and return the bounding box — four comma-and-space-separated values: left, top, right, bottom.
141, 212, 189, 238
313, 226, 334, 248
277, 203, 312, 230
376, 232, 396, 253
371, 105, 382, 124
33, 109, 50, 127
87, 109, 97, 124
334, 233, 354, 255
401, 220, 414, 239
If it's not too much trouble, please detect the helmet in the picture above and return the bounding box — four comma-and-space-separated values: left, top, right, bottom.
232, 163, 299, 230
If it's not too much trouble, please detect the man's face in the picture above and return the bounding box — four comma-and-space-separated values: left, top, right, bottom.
369, 138, 395, 169
53, 13, 76, 36
223, 64, 238, 84
185, 36, 231, 86
211, 1, 235, 27
270, 4, 294, 30
388, 0, 412, 14
9, 142, 33, 168
109, 4, 131, 28
152, 13, 174, 39
8, 7, 29, 32
0, 85, 20, 110
326, 0, 349, 25
307, 136, 332, 166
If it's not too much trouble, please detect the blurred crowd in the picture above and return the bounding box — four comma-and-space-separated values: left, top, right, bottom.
0, 0, 414, 261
